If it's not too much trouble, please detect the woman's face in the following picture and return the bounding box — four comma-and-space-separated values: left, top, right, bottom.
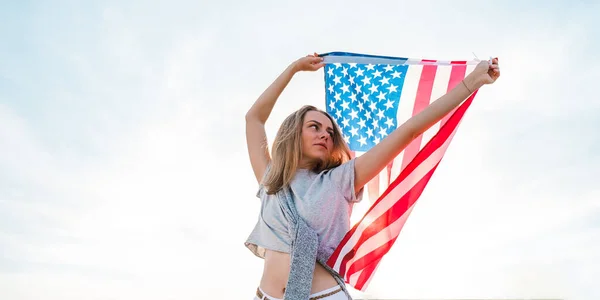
300, 110, 334, 162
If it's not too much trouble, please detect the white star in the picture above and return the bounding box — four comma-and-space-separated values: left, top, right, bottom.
391, 71, 402, 78
364, 110, 372, 120
379, 127, 388, 137
334, 63, 342, 68
357, 101, 364, 111
358, 136, 367, 146
343, 135, 350, 143
354, 84, 362, 93
348, 63, 357, 69
362, 93, 370, 102
368, 84, 379, 94
349, 109, 358, 120
376, 91, 387, 101
387, 84, 398, 93
335, 109, 342, 119
377, 109, 385, 119
373, 136, 380, 144
372, 70, 382, 78
349, 93, 357, 102
341, 100, 349, 110
379, 76, 390, 85
342, 118, 350, 128
334, 92, 341, 101
333, 75, 341, 85
384, 65, 393, 72
341, 84, 349, 94
328, 85, 334, 93
349, 75, 355, 85
384, 99, 394, 109
357, 118, 366, 128
349, 126, 358, 137
355, 68, 364, 77
369, 101, 377, 111
366, 127, 374, 138
329, 101, 336, 110
328, 68, 334, 77
342, 67, 348, 76
385, 117, 394, 128
371, 119, 379, 129
361, 76, 371, 85
366, 64, 375, 71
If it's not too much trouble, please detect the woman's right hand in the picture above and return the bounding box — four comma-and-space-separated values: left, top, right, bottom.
292, 53, 325, 73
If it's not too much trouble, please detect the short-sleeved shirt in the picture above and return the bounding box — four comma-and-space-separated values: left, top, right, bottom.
245, 158, 363, 259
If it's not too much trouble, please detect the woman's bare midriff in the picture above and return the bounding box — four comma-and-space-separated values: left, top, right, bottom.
259, 249, 338, 298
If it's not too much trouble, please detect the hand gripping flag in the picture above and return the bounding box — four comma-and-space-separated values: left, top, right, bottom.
321, 52, 481, 291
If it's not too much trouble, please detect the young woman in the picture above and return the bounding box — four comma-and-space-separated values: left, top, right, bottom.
245, 53, 500, 300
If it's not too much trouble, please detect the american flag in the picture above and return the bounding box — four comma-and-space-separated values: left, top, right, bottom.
320, 52, 480, 291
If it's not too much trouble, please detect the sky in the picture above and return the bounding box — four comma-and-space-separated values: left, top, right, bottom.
1, 0, 599, 299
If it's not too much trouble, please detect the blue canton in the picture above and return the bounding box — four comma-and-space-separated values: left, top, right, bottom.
324, 63, 408, 152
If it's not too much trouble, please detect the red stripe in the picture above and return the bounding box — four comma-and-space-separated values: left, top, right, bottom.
441, 65, 467, 125
354, 256, 383, 290
400, 64, 437, 171
328, 91, 479, 278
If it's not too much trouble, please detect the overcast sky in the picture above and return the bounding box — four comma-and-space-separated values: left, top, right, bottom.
1, 0, 599, 299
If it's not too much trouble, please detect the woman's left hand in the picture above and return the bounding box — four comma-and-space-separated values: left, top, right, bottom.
469, 58, 500, 89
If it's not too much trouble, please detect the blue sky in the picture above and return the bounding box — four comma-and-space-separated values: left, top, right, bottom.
1, 0, 599, 299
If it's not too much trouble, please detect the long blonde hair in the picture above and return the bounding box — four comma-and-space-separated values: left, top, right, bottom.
263, 105, 351, 195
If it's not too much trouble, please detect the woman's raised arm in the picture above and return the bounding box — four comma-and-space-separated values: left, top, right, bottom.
245, 54, 325, 183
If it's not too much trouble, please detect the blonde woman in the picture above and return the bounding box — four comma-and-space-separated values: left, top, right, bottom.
245, 53, 500, 300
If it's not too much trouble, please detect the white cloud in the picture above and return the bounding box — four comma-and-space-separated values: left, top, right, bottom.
1, 0, 599, 299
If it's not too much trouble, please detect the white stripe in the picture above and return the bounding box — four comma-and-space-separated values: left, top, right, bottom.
419, 65, 454, 150
323, 55, 479, 66
378, 168, 388, 194
332, 116, 461, 271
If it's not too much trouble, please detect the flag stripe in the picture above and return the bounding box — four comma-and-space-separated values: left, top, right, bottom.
352, 254, 384, 289
442, 64, 467, 125
400, 64, 437, 170
390, 65, 423, 180
367, 175, 379, 203
321, 52, 480, 66
419, 65, 453, 152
